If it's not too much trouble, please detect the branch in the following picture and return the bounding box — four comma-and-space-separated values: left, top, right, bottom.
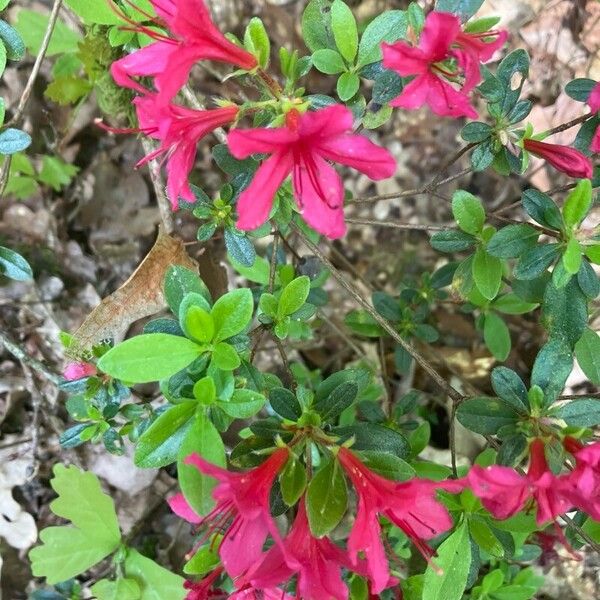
292, 224, 464, 404
346, 217, 451, 231
0, 330, 61, 386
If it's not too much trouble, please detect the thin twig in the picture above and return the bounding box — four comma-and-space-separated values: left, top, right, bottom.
346, 217, 451, 231
429, 143, 477, 187
0, 330, 61, 386
21, 364, 41, 480
269, 232, 279, 293
544, 112, 595, 137
292, 225, 464, 404
274, 336, 296, 391
140, 138, 175, 235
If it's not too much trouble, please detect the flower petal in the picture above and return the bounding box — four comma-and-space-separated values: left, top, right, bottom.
227, 127, 298, 158
589, 81, 600, 113
236, 152, 293, 231
419, 11, 461, 60
168, 492, 202, 523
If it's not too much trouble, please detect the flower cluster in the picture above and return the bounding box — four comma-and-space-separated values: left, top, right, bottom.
171, 447, 463, 599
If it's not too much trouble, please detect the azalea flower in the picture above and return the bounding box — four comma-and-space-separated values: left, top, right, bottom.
184, 568, 225, 600
133, 95, 238, 208
169, 448, 289, 578
523, 138, 593, 179
588, 81, 600, 153
227, 105, 396, 239
62, 361, 96, 381
455, 25, 508, 90
382, 12, 478, 119
468, 438, 572, 525
338, 448, 462, 593
562, 437, 600, 520
111, 0, 257, 104
241, 499, 358, 600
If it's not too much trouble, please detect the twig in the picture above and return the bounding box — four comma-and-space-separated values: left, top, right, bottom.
269, 232, 279, 293
140, 138, 175, 235
0, 0, 63, 198
544, 112, 595, 137
292, 225, 464, 404
274, 336, 296, 391
346, 217, 451, 231
0, 330, 61, 386
21, 364, 41, 480
429, 143, 477, 187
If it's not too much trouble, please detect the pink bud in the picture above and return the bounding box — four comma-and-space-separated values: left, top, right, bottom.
63, 362, 97, 381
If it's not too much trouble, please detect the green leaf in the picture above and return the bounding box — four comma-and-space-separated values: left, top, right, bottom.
422, 521, 471, 600
452, 190, 485, 235
469, 518, 504, 557
514, 244, 560, 280
521, 189, 563, 230
38, 156, 79, 190
563, 238, 582, 275
211, 342, 240, 371
183, 306, 214, 343
244, 17, 270, 68
280, 454, 308, 506
134, 402, 197, 468
177, 413, 226, 516
219, 389, 265, 418
164, 266, 211, 315
542, 279, 587, 346
29, 465, 121, 584
278, 276, 311, 318
302, 0, 335, 53
531, 339, 573, 407
575, 328, 600, 384
461, 121, 493, 142
357, 10, 407, 67
124, 549, 186, 600
229, 254, 270, 285
563, 179, 592, 229
484, 312, 511, 361
0, 18, 25, 59
456, 397, 520, 434
487, 224, 539, 259
306, 458, 347, 537
491, 367, 529, 411
64, 0, 123, 24
314, 382, 358, 422
211, 288, 254, 342
473, 248, 503, 300
556, 399, 600, 427
491, 293, 538, 315
0, 42, 6, 77
337, 71, 360, 101
98, 334, 203, 383
565, 78, 597, 102
0, 127, 31, 154
224, 229, 256, 268
91, 579, 141, 600
269, 387, 302, 420
333, 423, 409, 457
15, 10, 81, 55
430, 230, 477, 253
331, 0, 358, 62
0, 245, 32, 280
312, 48, 346, 74
358, 451, 416, 481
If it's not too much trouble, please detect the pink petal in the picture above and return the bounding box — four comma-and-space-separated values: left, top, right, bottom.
236, 151, 293, 231
292, 156, 346, 240
591, 126, 600, 153
168, 493, 202, 523
166, 142, 197, 208
154, 45, 203, 105
220, 515, 270, 578
317, 133, 396, 180
382, 42, 428, 76
419, 12, 461, 60
589, 82, 600, 113
227, 127, 298, 158
184, 452, 230, 481
110, 41, 176, 94
426, 75, 478, 118
298, 104, 354, 139
389, 74, 431, 110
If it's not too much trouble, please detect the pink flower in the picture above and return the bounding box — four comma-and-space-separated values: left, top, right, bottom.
523, 138, 593, 179
241, 499, 358, 600
338, 448, 462, 593
562, 437, 600, 520
111, 0, 257, 105
133, 95, 238, 208
588, 82, 600, 153
468, 439, 572, 525
382, 12, 478, 119
227, 105, 396, 239
63, 361, 96, 381
168, 448, 289, 579
183, 568, 225, 599
230, 588, 294, 600
455, 26, 508, 90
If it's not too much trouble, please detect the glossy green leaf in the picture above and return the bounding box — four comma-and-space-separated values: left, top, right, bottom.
556, 399, 600, 427
164, 266, 211, 315
211, 288, 254, 342
531, 339, 573, 407
491, 367, 529, 411
487, 224, 539, 259
278, 276, 311, 318
270, 387, 302, 420
473, 248, 503, 300
456, 397, 520, 434
91, 578, 141, 600
331, 0, 357, 62
357, 10, 407, 67
98, 334, 203, 383
211, 342, 241, 371
575, 328, 600, 384
483, 312, 511, 361
0, 245, 32, 280
280, 454, 308, 506
124, 549, 185, 600
337, 71, 360, 101
312, 48, 346, 74
452, 190, 485, 235
306, 458, 347, 537
219, 389, 265, 418
563, 178, 592, 229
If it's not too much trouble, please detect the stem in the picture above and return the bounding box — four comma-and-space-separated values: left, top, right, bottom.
345, 217, 451, 231
292, 224, 464, 404
269, 231, 279, 293
542, 112, 595, 137
257, 69, 283, 99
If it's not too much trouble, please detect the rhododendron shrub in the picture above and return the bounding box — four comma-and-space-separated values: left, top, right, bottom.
20, 0, 600, 599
